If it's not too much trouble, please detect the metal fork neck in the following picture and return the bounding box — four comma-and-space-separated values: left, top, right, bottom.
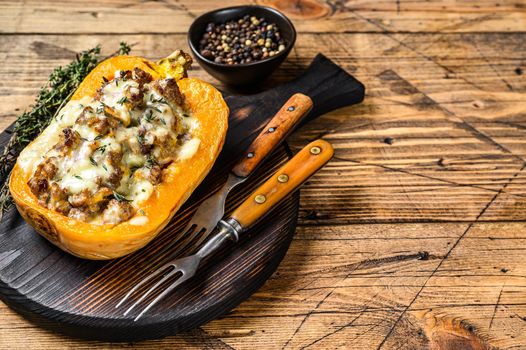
219, 218, 242, 242
195, 218, 243, 260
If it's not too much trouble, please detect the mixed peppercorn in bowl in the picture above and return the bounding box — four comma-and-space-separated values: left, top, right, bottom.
188, 5, 296, 86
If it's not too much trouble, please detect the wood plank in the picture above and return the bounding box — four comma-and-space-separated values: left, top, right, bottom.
2, 222, 524, 349
0, 0, 525, 34
380, 222, 526, 349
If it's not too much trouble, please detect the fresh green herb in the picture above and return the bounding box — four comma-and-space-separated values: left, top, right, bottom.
89, 156, 97, 166
182, 113, 190, 118
150, 95, 167, 104
152, 106, 163, 114
74, 175, 83, 180
138, 209, 146, 215
137, 134, 145, 145
102, 164, 108, 171
144, 110, 155, 123
145, 155, 158, 169
96, 144, 107, 154
117, 96, 128, 105
96, 102, 105, 114
118, 41, 132, 55
159, 117, 166, 125
113, 191, 131, 202
94, 134, 103, 141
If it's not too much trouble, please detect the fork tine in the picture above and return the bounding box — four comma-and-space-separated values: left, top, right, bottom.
181, 222, 196, 237
180, 178, 236, 238
134, 272, 192, 321
115, 262, 173, 309
172, 224, 205, 257
123, 266, 181, 316
117, 226, 205, 312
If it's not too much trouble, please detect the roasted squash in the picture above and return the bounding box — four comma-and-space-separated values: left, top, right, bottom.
9, 51, 229, 260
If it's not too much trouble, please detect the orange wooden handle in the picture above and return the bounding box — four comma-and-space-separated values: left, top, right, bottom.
230, 139, 334, 229
231, 93, 313, 178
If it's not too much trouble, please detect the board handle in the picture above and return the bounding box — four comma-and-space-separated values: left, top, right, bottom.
230, 139, 334, 229
288, 54, 365, 124
231, 93, 312, 178
244, 53, 365, 125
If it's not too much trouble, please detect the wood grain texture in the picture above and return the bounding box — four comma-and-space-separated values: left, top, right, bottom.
1, 0, 526, 349
1, 0, 525, 34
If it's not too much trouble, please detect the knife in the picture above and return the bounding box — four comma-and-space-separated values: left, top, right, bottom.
183, 93, 313, 235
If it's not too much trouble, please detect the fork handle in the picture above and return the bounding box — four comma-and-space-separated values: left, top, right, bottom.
231, 93, 313, 178
229, 139, 334, 230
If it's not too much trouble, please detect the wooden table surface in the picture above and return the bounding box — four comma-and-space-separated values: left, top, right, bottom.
1, 1, 525, 349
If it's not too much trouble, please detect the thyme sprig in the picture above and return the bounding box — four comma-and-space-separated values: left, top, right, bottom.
0, 42, 132, 221
113, 191, 132, 203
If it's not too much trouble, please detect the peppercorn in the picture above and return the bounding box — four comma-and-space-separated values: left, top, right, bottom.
198, 15, 287, 65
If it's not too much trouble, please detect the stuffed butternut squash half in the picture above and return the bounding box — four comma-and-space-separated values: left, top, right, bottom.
9, 51, 228, 260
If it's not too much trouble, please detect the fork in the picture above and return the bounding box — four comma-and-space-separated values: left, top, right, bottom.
181, 93, 313, 246
116, 139, 334, 321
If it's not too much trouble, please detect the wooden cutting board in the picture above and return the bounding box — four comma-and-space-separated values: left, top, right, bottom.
0, 54, 364, 341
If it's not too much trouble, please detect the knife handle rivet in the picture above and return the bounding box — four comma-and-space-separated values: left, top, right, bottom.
268, 127, 276, 133
277, 174, 289, 183
310, 146, 321, 155
287, 106, 295, 112
254, 194, 266, 204
247, 152, 254, 158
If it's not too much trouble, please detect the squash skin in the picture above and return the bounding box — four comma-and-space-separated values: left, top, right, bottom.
9, 55, 228, 260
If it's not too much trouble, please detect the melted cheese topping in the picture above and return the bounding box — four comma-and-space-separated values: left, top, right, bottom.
18, 70, 201, 224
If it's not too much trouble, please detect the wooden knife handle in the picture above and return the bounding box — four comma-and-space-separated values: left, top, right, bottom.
231, 93, 313, 178
230, 139, 334, 230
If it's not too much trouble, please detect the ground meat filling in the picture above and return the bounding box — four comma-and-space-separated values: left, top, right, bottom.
55, 128, 80, 153
133, 67, 153, 85
77, 107, 119, 135
27, 68, 191, 225
102, 199, 134, 225
152, 78, 184, 106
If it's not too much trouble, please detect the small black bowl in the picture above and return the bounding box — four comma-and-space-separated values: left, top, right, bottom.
188, 5, 296, 86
